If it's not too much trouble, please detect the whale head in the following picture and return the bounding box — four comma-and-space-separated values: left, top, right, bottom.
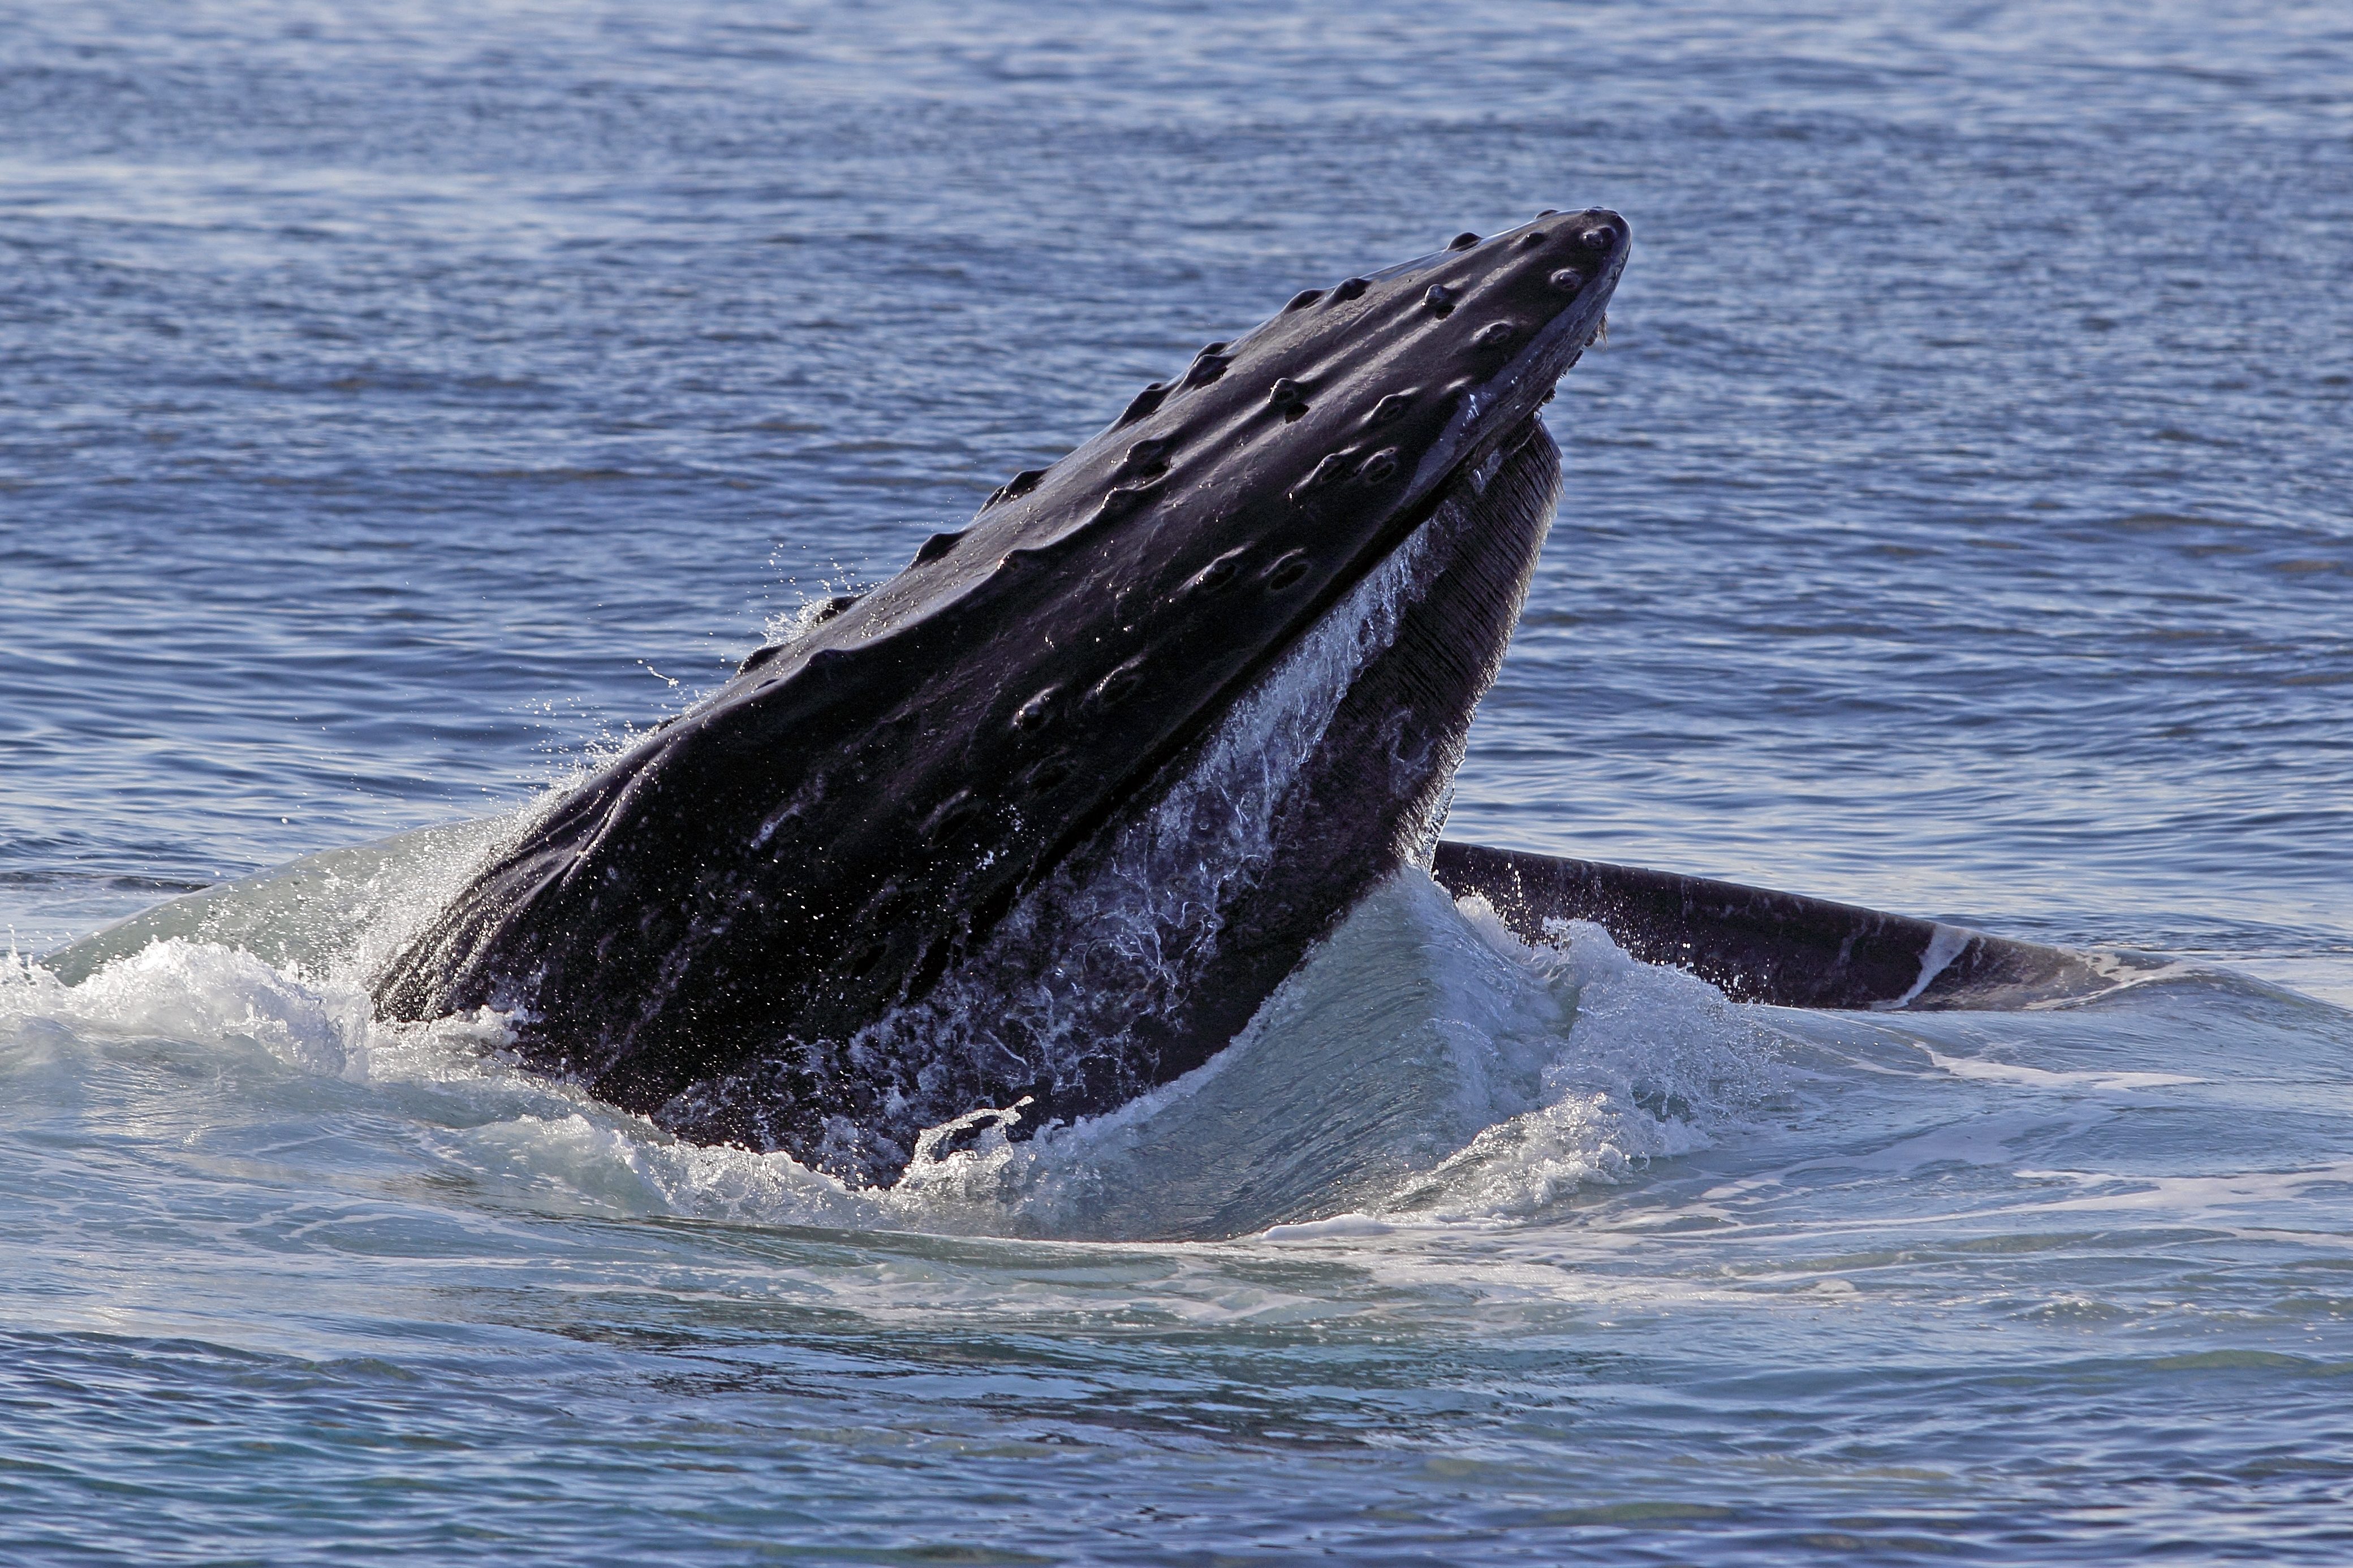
376, 209, 1629, 1181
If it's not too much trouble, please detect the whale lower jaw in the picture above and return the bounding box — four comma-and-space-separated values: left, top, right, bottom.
653, 420, 1565, 1185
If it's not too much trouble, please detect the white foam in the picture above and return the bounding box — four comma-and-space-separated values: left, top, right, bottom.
7, 938, 363, 1078
1369, 902, 1778, 1224
1917, 1044, 2203, 1092
6, 818, 1800, 1248
851, 878, 1779, 1238
1262, 1213, 1395, 1239
2009, 1160, 2353, 1218
14, 836, 1790, 1242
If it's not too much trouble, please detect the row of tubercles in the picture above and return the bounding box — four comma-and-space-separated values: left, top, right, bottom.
1282, 217, 1615, 502
980, 213, 1613, 520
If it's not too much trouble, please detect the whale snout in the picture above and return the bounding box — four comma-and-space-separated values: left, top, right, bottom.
1451, 207, 1627, 342
1309, 206, 1625, 500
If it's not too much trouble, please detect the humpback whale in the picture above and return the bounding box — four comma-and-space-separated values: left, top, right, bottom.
370, 211, 2120, 1186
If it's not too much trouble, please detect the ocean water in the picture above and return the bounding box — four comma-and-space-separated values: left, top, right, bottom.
5, 0, 2352, 1561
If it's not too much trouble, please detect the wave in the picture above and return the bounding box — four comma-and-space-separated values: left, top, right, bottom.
9, 835, 1781, 1242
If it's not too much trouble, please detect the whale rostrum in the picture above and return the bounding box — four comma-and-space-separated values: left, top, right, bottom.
369, 211, 2132, 1186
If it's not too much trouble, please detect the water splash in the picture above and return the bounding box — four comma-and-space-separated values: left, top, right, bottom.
5, 853, 1782, 1243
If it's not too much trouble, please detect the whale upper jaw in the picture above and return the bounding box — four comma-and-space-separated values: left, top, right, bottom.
372, 212, 1628, 1179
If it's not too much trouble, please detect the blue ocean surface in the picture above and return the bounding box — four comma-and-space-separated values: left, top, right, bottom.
5, 1, 2352, 1561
